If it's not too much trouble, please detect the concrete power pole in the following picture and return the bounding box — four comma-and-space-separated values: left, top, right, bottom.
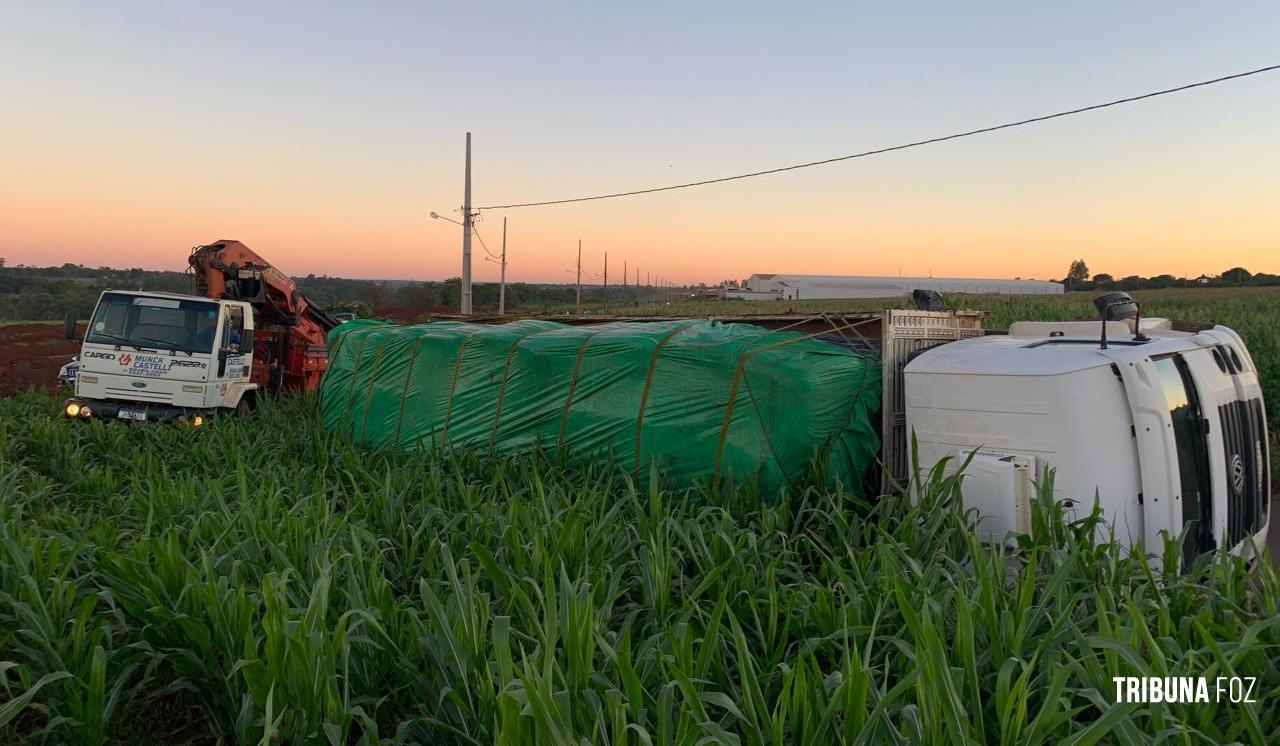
575, 239, 582, 315
603, 251, 608, 310
498, 216, 508, 315
461, 132, 473, 315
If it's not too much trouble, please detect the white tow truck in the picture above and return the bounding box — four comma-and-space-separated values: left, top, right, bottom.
63, 290, 258, 423
904, 293, 1269, 565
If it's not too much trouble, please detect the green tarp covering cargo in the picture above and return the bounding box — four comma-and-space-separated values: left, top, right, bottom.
321, 319, 881, 495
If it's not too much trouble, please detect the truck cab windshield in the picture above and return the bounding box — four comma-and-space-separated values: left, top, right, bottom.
85, 293, 222, 353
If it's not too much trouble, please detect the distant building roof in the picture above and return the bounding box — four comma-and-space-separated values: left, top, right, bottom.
744, 273, 1062, 298
751, 273, 1057, 285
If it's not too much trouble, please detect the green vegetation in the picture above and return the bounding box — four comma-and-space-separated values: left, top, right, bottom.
3, 284, 1279, 742
2, 392, 1278, 744
0, 263, 603, 321
1056, 259, 1280, 292
0, 265, 191, 321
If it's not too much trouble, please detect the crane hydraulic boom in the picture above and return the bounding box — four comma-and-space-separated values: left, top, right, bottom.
188, 240, 337, 392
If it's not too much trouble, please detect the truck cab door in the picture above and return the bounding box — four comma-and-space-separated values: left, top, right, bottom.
215, 304, 253, 404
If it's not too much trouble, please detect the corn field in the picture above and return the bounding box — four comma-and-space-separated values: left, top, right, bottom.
1, 391, 1277, 744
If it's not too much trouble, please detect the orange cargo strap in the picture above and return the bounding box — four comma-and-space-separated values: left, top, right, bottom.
357, 338, 390, 441
392, 337, 426, 448
327, 327, 349, 360
711, 354, 748, 482
632, 324, 693, 475
710, 321, 878, 483
487, 329, 551, 456
738, 372, 788, 480
439, 333, 475, 446
340, 335, 371, 421
556, 330, 607, 455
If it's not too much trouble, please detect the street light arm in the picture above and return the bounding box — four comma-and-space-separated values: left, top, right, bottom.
429, 211, 464, 227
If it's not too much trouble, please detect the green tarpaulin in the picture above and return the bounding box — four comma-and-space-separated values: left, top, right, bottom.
321, 319, 881, 495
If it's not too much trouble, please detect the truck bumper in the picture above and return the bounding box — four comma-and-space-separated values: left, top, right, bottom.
61, 397, 209, 425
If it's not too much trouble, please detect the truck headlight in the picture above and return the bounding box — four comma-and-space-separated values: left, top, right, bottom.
65, 403, 81, 417
192, 415, 204, 427
79, 406, 92, 418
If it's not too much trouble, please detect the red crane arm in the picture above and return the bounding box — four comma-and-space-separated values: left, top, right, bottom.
188, 240, 337, 392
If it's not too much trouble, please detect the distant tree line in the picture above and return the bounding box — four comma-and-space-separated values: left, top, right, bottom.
299, 273, 651, 316
1059, 259, 1280, 292
0, 262, 666, 321
0, 263, 192, 320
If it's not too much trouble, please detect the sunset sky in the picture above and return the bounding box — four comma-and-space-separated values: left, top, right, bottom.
3, 2, 1278, 284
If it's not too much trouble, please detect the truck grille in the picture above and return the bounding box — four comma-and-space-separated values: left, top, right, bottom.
105, 387, 174, 404
1218, 398, 1268, 547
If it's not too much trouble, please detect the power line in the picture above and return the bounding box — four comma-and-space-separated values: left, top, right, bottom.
477, 63, 1280, 211
471, 224, 502, 261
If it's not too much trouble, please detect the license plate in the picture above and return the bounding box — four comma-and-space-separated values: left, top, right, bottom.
117, 407, 147, 421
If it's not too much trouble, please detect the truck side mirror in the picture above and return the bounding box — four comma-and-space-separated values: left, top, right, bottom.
912, 289, 945, 311
241, 329, 254, 354
63, 312, 78, 340
1093, 292, 1139, 349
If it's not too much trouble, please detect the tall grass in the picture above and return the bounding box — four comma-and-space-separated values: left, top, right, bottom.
1, 391, 1277, 744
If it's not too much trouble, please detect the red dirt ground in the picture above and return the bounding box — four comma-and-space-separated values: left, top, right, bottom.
0, 310, 473, 396
0, 323, 81, 397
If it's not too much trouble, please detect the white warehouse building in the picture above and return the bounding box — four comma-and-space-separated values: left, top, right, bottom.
730, 274, 1063, 300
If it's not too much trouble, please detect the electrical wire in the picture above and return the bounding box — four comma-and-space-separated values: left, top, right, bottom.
471, 225, 502, 261
476, 63, 1280, 210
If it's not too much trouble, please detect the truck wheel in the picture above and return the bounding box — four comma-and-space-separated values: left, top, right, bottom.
235, 398, 253, 419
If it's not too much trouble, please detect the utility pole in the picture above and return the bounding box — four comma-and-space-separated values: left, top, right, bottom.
603, 251, 608, 310
575, 239, 582, 315
623, 260, 627, 293
498, 216, 508, 315
461, 132, 474, 315
635, 267, 639, 303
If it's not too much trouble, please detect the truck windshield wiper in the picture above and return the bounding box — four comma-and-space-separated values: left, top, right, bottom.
89, 332, 142, 351
133, 336, 178, 351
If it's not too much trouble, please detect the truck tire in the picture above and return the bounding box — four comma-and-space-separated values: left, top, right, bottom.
235, 397, 253, 419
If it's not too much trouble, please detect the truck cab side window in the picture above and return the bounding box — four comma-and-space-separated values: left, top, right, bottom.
224, 308, 244, 352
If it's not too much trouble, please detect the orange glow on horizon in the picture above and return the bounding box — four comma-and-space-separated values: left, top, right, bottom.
4, 3, 1278, 286
4, 183, 1277, 285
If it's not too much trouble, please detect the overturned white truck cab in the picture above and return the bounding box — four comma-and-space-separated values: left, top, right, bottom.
905, 294, 1270, 566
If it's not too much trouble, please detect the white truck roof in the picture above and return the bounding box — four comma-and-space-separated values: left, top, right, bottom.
101, 289, 214, 301
905, 318, 1214, 377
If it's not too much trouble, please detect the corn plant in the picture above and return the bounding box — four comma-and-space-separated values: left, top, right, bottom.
0, 390, 1277, 744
